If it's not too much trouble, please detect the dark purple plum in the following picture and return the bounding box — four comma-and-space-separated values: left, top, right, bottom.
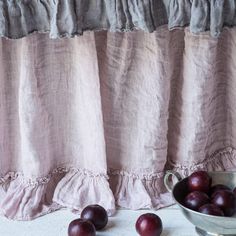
211, 190, 236, 216
136, 213, 162, 236
184, 191, 209, 211
81, 204, 108, 230
210, 184, 231, 197
188, 171, 212, 193
199, 204, 224, 216
68, 219, 96, 236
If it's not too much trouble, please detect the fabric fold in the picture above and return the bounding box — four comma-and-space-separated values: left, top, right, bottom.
170, 147, 236, 177
53, 169, 116, 216
0, 147, 236, 220
0, 168, 115, 220
0, 171, 63, 220
109, 170, 174, 210
2, 25, 236, 221
109, 148, 236, 211
0, 0, 235, 39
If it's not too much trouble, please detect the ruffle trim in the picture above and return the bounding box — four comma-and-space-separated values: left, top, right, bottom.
0, 0, 235, 39
109, 169, 174, 210
169, 147, 236, 176
0, 168, 115, 220
109, 147, 236, 211
1, 147, 236, 220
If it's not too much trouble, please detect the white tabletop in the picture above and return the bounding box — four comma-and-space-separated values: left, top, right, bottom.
0, 205, 198, 236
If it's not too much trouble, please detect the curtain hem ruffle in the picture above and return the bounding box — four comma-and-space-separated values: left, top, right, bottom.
0, 168, 115, 221
1, 147, 236, 220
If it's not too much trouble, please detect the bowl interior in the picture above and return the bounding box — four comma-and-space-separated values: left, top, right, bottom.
172, 171, 236, 234
173, 171, 236, 204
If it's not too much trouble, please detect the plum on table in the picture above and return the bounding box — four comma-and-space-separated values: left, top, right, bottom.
81, 204, 108, 230
136, 213, 163, 236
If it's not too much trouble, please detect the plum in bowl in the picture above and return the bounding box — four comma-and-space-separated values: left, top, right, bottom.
164, 171, 236, 236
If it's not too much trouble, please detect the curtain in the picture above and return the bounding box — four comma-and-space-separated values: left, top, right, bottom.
1, 0, 236, 221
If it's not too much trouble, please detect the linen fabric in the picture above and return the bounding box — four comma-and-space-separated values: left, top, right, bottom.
1, 26, 236, 220
0, 0, 236, 39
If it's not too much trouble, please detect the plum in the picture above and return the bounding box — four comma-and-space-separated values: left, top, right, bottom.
81, 204, 108, 230
184, 191, 209, 211
188, 171, 212, 193
210, 184, 231, 197
199, 204, 224, 216
211, 190, 236, 216
136, 213, 162, 236
68, 219, 96, 236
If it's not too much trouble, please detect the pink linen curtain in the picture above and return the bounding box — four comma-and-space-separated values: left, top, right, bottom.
1, 26, 236, 220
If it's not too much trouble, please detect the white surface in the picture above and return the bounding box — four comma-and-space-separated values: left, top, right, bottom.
0, 206, 198, 236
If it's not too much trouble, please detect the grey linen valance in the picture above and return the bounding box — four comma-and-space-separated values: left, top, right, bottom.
0, 0, 236, 39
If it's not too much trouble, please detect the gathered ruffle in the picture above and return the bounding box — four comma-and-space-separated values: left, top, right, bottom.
109, 169, 174, 210
1, 147, 236, 220
53, 169, 115, 216
0, 0, 236, 39
169, 147, 236, 177
0, 168, 115, 220
0, 170, 63, 220
109, 147, 236, 211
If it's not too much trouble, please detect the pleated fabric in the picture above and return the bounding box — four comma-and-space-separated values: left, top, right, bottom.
0, 0, 236, 39
1, 26, 236, 220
